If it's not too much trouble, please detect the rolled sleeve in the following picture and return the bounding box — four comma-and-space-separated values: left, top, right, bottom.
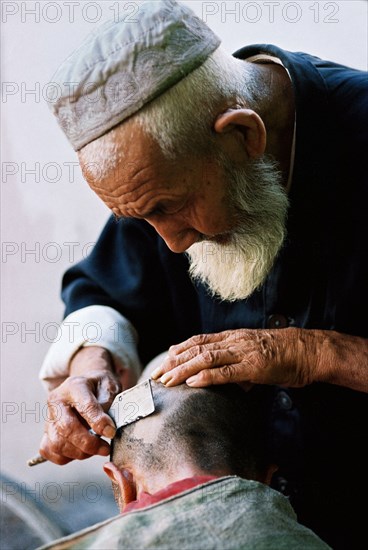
39, 305, 142, 390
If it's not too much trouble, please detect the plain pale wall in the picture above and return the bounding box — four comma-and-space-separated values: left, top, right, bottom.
1, 0, 367, 518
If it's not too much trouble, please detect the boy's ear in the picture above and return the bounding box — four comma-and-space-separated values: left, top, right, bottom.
104, 462, 137, 510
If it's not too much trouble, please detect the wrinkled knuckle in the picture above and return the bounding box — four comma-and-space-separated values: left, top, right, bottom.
188, 345, 202, 359
228, 345, 240, 360
181, 348, 196, 362
220, 365, 236, 380
82, 403, 102, 422
174, 353, 186, 365
233, 329, 246, 343
202, 350, 215, 366
191, 334, 203, 346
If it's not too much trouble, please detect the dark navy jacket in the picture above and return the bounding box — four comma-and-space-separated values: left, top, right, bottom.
62, 46, 367, 548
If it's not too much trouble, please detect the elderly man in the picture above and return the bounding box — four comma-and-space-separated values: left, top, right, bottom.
38, 1, 367, 548
39, 381, 329, 549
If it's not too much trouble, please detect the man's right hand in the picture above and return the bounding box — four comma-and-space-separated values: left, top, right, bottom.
39, 346, 121, 465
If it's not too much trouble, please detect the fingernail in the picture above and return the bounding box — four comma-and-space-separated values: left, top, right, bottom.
186, 376, 199, 386
151, 368, 161, 380
160, 373, 172, 385
102, 425, 116, 439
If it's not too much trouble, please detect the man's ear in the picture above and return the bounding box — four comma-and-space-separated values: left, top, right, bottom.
214, 108, 266, 159
103, 462, 137, 511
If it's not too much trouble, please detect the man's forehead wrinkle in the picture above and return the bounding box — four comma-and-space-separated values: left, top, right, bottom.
90, 179, 183, 220
129, 161, 169, 186
88, 179, 145, 199
91, 172, 171, 201
88, 158, 157, 196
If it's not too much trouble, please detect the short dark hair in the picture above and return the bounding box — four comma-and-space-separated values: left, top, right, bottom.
111, 382, 272, 480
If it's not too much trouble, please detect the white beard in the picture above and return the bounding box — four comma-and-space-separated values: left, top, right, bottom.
186, 155, 289, 302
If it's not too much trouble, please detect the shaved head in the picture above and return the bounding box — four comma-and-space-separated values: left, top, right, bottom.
111, 381, 273, 481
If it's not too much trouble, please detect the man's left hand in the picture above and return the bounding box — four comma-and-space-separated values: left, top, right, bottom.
151, 328, 318, 388
152, 328, 368, 393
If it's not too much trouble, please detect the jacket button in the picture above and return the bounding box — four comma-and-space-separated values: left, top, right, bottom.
276, 390, 293, 410
267, 314, 288, 329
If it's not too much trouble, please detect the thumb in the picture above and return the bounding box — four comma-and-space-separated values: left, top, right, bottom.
74, 380, 117, 438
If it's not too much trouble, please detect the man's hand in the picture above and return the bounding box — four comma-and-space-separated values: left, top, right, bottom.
39, 346, 121, 465
151, 328, 316, 388
151, 328, 368, 393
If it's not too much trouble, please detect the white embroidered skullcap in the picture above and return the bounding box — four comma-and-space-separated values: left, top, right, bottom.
48, 0, 221, 151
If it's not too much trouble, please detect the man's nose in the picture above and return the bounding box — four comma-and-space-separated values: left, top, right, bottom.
148, 218, 198, 253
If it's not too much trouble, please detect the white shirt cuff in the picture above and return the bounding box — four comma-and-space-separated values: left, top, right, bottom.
39, 305, 142, 390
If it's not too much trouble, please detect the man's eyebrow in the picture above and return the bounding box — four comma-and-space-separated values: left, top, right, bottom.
113, 198, 183, 222
139, 204, 163, 218
112, 208, 157, 222
114, 203, 166, 221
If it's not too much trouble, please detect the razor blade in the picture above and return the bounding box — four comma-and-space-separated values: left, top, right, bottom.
108, 379, 155, 429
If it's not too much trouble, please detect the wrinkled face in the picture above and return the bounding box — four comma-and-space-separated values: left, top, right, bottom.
79, 123, 235, 253
79, 122, 288, 301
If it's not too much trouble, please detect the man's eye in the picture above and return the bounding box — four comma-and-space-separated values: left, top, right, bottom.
158, 201, 186, 216
151, 205, 165, 216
